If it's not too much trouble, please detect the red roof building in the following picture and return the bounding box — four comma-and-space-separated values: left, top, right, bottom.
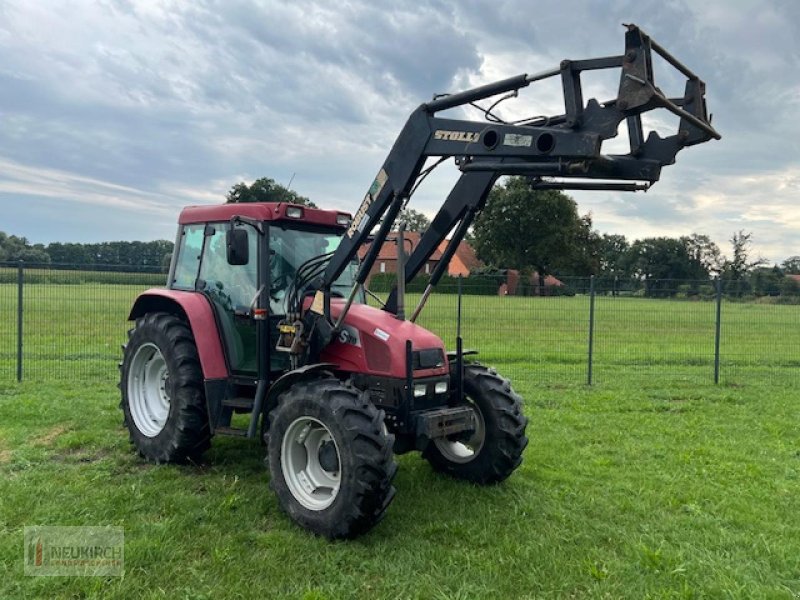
357, 232, 562, 295
357, 233, 486, 281
357, 231, 443, 278
437, 239, 484, 277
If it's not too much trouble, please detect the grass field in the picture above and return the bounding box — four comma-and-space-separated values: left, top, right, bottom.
2, 377, 799, 598
0, 284, 799, 598
1, 283, 798, 385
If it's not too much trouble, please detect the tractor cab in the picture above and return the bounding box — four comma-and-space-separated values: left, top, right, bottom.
167, 202, 356, 379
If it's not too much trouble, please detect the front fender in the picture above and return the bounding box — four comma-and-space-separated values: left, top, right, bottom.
129, 289, 228, 379
265, 363, 338, 414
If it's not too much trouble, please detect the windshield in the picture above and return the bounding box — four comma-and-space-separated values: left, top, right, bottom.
269, 226, 358, 314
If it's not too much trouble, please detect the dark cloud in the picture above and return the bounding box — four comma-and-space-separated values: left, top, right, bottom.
0, 0, 797, 263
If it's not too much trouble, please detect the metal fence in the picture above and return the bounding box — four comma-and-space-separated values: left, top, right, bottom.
0, 262, 167, 382
1, 262, 798, 386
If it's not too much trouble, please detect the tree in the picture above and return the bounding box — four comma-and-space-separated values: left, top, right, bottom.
598, 233, 629, 275
780, 275, 800, 297
0, 232, 50, 264
720, 230, 765, 290
46, 242, 93, 265
567, 214, 601, 276
226, 177, 317, 208
682, 233, 723, 277
622, 237, 707, 296
472, 177, 586, 289
781, 255, 800, 274
592, 233, 630, 292
749, 265, 783, 297
396, 208, 430, 232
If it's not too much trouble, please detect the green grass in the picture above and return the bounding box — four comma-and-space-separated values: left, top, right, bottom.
0, 284, 799, 597
1, 376, 799, 598
2, 284, 798, 385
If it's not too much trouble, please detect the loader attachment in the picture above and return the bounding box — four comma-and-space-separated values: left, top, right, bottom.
295, 23, 719, 355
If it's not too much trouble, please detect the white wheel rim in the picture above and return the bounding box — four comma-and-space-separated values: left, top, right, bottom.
128, 343, 170, 437
281, 416, 341, 511
433, 400, 485, 464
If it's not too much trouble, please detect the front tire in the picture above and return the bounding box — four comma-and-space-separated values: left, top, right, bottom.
423, 364, 528, 484
120, 312, 211, 463
266, 377, 397, 539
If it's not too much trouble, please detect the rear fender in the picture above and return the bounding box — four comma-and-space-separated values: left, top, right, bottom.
128, 289, 228, 379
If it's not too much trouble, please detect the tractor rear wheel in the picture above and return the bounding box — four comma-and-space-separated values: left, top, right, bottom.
266, 377, 397, 539
423, 364, 528, 484
120, 312, 210, 463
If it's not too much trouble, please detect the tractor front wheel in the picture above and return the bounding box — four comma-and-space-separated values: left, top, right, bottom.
120, 312, 210, 463
266, 377, 397, 539
423, 364, 528, 484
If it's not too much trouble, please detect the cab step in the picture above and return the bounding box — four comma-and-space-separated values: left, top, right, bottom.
215, 426, 249, 437
222, 397, 254, 410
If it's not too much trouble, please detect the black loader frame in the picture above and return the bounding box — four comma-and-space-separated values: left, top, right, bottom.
296, 24, 719, 362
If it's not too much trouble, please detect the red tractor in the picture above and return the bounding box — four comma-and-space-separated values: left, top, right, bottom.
120, 25, 718, 538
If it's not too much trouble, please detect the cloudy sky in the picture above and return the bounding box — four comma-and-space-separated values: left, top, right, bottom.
0, 0, 797, 263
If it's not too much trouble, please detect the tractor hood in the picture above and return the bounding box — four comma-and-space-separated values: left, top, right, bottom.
319, 301, 449, 379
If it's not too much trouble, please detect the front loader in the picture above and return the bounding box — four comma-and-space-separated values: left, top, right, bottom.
120, 25, 719, 538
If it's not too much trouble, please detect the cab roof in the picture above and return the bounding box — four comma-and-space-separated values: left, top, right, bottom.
178, 202, 351, 228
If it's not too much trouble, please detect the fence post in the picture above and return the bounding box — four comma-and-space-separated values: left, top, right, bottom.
17, 260, 23, 382
456, 275, 464, 404
714, 277, 722, 384
588, 275, 595, 385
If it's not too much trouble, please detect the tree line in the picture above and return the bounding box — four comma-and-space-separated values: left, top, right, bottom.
0, 232, 174, 269
468, 177, 800, 297
0, 178, 312, 268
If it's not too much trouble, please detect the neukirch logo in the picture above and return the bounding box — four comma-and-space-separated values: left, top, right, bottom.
24, 526, 124, 577
433, 130, 480, 143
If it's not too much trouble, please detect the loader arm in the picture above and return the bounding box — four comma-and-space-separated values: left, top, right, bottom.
302, 23, 719, 355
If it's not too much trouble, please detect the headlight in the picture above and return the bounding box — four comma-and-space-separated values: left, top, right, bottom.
413, 384, 427, 398
434, 381, 448, 394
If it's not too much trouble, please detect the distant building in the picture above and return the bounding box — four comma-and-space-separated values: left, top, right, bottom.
357, 233, 486, 281
505, 270, 564, 296
358, 231, 563, 295
436, 239, 484, 276
357, 231, 443, 280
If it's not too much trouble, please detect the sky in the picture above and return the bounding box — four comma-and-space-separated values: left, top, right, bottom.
0, 0, 798, 264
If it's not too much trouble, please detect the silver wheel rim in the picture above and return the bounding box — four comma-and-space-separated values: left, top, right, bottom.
433, 399, 486, 463
128, 343, 170, 437
281, 417, 341, 511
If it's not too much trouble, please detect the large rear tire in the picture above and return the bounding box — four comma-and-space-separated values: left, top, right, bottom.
266, 377, 397, 539
423, 364, 528, 484
120, 312, 211, 463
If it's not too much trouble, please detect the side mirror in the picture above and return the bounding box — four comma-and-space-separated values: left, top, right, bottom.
226, 228, 249, 265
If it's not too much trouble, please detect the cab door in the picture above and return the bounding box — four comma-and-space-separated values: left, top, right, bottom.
198, 223, 258, 376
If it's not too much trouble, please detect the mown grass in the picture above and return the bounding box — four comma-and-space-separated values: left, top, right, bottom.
0, 284, 799, 597
1, 375, 799, 598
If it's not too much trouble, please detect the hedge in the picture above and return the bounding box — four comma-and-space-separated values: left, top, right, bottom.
367, 273, 501, 296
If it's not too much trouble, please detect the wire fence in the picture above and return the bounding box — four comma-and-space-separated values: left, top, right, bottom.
1, 262, 798, 386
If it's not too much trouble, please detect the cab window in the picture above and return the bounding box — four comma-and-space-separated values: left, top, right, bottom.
172, 224, 204, 290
